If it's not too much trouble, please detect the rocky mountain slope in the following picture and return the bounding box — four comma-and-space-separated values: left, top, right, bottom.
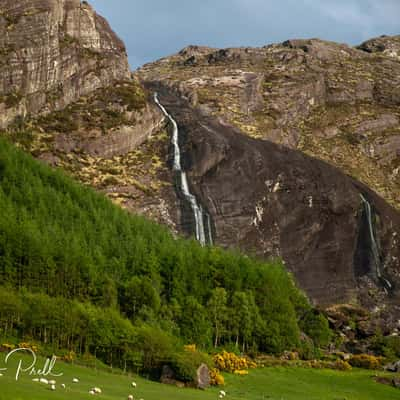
138, 36, 400, 211
0, 0, 130, 127
1, 0, 400, 322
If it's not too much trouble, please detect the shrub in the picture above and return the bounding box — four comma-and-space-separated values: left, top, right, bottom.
299, 310, 332, 347
349, 354, 383, 370
213, 351, 256, 373
333, 360, 352, 371
171, 348, 213, 383
0, 343, 15, 352
234, 369, 249, 375
209, 368, 225, 386
18, 342, 38, 353
135, 325, 177, 373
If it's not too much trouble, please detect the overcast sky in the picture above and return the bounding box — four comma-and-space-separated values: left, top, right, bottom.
90, 0, 400, 70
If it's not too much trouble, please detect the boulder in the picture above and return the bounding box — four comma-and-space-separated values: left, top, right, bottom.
385, 360, 400, 372
196, 363, 210, 390
160, 365, 185, 388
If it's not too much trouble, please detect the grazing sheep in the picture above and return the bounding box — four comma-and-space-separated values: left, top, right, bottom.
72, 378, 79, 383
89, 389, 95, 395
219, 390, 226, 397
131, 381, 137, 388
40, 378, 49, 384
93, 387, 102, 394
61, 383, 66, 389
127, 396, 134, 400
50, 384, 56, 391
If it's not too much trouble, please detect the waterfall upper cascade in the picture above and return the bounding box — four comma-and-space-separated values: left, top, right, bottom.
154, 93, 213, 246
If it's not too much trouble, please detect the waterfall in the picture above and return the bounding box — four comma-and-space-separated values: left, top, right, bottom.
154, 93, 211, 246
359, 194, 381, 279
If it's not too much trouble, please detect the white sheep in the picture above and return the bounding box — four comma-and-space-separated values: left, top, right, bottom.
93, 387, 102, 394
89, 390, 95, 395
219, 390, 226, 396
127, 396, 134, 400
72, 378, 79, 383
50, 384, 56, 391
40, 378, 49, 384
61, 383, 66, 389
0, 373, 3, 377
131, 381, 137, 388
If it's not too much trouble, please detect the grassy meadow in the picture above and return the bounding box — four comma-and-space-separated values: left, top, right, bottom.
0, 352, 399, 400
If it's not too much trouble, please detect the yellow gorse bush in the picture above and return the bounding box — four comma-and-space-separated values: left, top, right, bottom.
209, 368, 225, 386
349, 354, 384, 370
1, 343, 15, 351
183, 344, 197, 353
18, 342, 38, 352
213, 351, 256, 373
234, 369, 249, 375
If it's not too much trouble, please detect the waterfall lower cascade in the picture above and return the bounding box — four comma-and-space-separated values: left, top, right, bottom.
154, 93, 212, 246
359, 194, 391, 289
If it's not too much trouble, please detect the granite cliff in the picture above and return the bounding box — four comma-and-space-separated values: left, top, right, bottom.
0, 0, 130, 127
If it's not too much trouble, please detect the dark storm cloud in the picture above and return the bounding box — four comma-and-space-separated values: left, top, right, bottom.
89, 0, 400, 69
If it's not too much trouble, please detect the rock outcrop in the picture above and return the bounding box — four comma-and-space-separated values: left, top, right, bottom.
0, 0, 130, 127
146, 86, 400, 312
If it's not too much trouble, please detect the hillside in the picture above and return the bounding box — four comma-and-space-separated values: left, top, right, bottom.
0, 136, 327, 365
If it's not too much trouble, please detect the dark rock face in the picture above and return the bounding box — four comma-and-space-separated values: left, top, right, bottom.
149, 87, 400, 308
0, 0, 130, 127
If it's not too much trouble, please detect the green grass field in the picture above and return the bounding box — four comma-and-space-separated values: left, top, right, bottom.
0, 353, 399, 400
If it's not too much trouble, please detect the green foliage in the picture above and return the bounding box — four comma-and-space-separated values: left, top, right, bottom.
349, 354, 383, 370
0, 137, 319, 370
134, 325, 177, 373
371, 331, 400, 360
171, 350, 213, 382
299, 310, 332, 347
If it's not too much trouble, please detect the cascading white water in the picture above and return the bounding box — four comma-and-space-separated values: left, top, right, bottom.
360, 194, 381, 279
206, 213, 213, 246
154, 93, 210, 246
